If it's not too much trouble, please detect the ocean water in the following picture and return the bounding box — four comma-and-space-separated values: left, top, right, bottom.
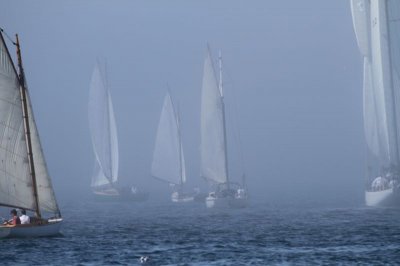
1, 199, 400, 265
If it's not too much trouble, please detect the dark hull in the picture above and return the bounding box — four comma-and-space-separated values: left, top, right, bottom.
92, 191, 149, 202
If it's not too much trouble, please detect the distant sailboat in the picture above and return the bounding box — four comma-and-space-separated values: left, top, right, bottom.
351, 0, 400, 206
200, 46, 248, 208
0, 30, 62, 238
88, 62, 148, 201
151, 92, 195, 203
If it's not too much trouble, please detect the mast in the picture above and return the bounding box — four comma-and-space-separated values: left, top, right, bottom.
102, 60, 116, 188
384, 0, 400, 170
105, 62, 115, 186
177, 103, 185, 187
219, 50, 230, 186
15, 34, 41, 218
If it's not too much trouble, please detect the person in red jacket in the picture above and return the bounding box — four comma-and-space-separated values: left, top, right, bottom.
3, 209, 21, 225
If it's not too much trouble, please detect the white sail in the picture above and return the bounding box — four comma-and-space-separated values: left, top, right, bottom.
88, 64, 119, 187
370, 0, 400, 166
91, 161, 110, 187
0, 35, 35, 210
363, 57, 390, 161
200, 49, 228, 184
26, 92, 59, 213
351, 0, 371, 57
151, 92, 183, 185
363, 58, 379, 156
387, 0, 400, 161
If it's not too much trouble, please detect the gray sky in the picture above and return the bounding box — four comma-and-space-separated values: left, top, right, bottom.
0, 0, 364, 206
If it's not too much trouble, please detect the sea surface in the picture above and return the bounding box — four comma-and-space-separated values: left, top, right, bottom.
1, 198, 400, 265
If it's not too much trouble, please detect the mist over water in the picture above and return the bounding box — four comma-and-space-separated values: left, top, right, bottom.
0, 0, 364, 204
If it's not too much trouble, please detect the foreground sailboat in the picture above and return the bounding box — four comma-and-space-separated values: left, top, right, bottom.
88, 63, 148, 201
151, 92, 196, 203
200, 47, 248, 208
351, 0, 400, 206
0, 30, 62, 238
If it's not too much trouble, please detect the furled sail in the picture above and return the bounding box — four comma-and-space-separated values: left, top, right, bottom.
88, 64, 119, 187
0, 34, 36, 210
26, 92, 60, 213
151, 92, 184, 185
200, 49, 228, 184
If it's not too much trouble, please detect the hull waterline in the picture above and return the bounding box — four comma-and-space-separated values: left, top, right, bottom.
92, 190, 149, 202
0, 218, 62, 238
171, 196, 195, 203
365, 188, 400, 207
171, 191, 196, 203
206, 196, 248, 209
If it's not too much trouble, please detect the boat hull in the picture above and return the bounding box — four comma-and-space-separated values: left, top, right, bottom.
172, 196, 194, 203
365, 188, 400, 207
93, 191, 149, 202
0, 219, 62, 238
205, 196, 248, 209
93, 187, 149, 202
171, 195, 194, 203
171, 191, 196, 203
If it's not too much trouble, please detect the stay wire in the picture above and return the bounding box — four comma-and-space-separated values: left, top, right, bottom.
220, 58, 247, 177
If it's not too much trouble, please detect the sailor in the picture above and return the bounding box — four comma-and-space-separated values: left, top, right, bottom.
3, 209, 21, 225
19, 209, 30, 224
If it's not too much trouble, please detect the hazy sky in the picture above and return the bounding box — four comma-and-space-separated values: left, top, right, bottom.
0, 1, 364, 206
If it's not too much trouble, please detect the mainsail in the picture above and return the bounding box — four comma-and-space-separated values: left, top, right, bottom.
200, 48, 228, 184
88, 63, 119, 188
0, 31, 60, 216
351, 0, 400, 171
151, 92, 185, 185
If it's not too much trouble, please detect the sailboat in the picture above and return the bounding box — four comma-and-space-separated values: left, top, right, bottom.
151, 92, 195, 203
88, 62, 148, 201
200, 46, 248, 208
0, 30, 62, 238
351, 0, 400, 206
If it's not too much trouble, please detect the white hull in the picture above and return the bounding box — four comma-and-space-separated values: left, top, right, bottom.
365, 188, 400, 207
171, 196, 194, 203
93, 188, 149, 202
0, 218, 62, 238
171, 192, 194, 203
205, 196, 248, 209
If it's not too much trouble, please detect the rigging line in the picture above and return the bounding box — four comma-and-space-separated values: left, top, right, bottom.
221, 59, 247, 175
0, 28, 16, 45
